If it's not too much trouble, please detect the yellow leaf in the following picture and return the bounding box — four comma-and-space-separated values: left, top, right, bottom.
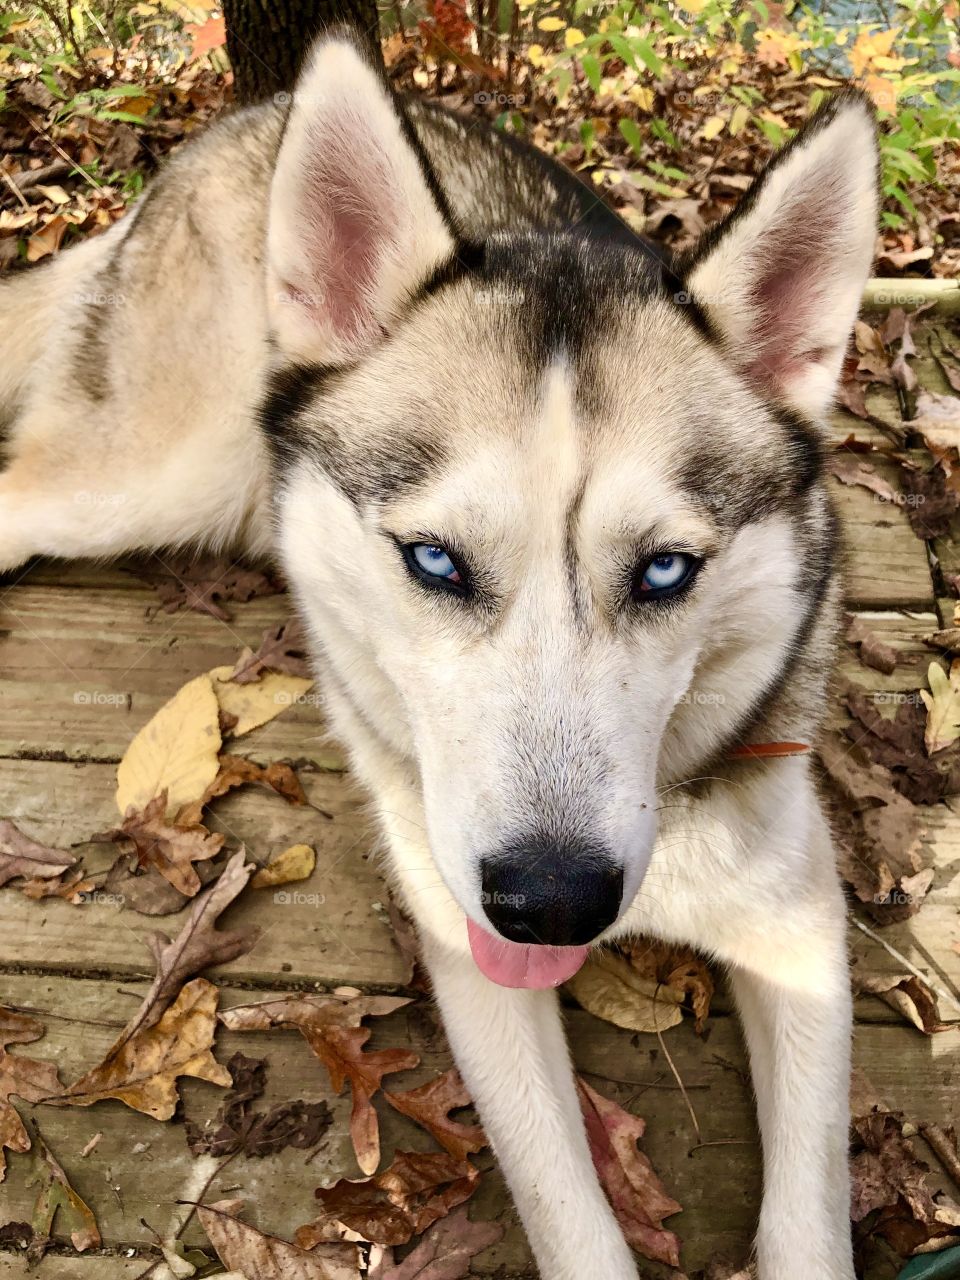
850, 26, 901, 76
538, 15, 566, 30
678, 0, 707, 11
252, 844, 316, 889
116, 675, 221, 817
565, 26, 585, 46
702, 114, 725, 140
628, 84, 654, 111
209, 666, 314, 738
528, 42, 547, 66
565, 950, 684, 1033
729, 103, 750, 136
920, 661, 960, 755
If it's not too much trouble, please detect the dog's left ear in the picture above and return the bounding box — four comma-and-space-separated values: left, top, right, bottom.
682, 92, 878, 418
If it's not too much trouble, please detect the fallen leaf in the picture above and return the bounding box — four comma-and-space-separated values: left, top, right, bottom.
251, 844, 316, 889
199, 1201, 361, 1280
115, 675, 222, 817
209, 666, 314, 738
827, 454, 900, 505
109, 849, 258, 1051
385, 1069, 486, 1161
186, 1052, 332, 1158
845, 615, 898, 675
299, 1151, 480, 1247
0, 1009, 62, 1180
577, 1078, 682, 1266
852, 973, 950, 1034
18, 865, 95, 904
850, 1110, 960, 1255
28, 1126, 101, 1253
179, 754, 308, 825
49, 978, 230, 1120
843, 685, 957, 807
566, 948, 684, 1033
920, 661, 960, 755
368, 1205, 503, 1279
219, 993, 417, 1173
230, 618, 312, 684
621, 938, 715, 1032
103, 792, 225, 897
186, 15, 226, 60
0, 819, 76, 888
912, 389, 960, 452
139, 554, 283, 621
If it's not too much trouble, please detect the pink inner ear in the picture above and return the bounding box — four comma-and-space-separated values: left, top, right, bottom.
298, 121, 398, 346
740, 181, 847, 391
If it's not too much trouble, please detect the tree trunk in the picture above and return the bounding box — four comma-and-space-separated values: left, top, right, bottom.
222, 0, 381, 106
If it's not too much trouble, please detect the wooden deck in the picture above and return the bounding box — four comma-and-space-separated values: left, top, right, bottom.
1, 322, 959, 1277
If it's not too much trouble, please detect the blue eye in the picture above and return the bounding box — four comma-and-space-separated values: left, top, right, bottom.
405, 542, 465, 591
637, 552, 698, 599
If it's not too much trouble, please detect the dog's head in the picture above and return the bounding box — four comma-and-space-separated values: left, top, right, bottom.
263, 37, 878, 984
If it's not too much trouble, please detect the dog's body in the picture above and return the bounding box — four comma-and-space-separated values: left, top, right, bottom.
0, 39, 880, 1279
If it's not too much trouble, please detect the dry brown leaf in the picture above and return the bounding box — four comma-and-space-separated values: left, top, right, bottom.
112, 848, 258, 1051
49, 978, 230, 1120
198, 1201, 361, 1279
105, 792, 225, 897
385, 1069, 486, 1161
0, 1009, 62, 1180
0, 819, 76, 888
178, 755, 308, 826
209, 666, 314, 737
920, 661, 960, 755
622, 938, 715, 1033
851, 1109, 960, 1255
845, 615, 898, 676
230, 618, 312, 684
827, 455, 899, 505
141, 554, 284, 621
29, 1126, 101, 1253
251, 844, 316, 889
219, 992, 417, 1174
299, 1151, 480, 1248
18, 866, 95, 903
368, 1205, 503, 1279
566, 948, 684, 1033
852, 972, 951, 1034
577, 1078, 682, 1266
115, 674, 222, 817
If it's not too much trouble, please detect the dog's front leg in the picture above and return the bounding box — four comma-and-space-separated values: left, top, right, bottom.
726, 894, 854, 1280
421, 933, 638, 1280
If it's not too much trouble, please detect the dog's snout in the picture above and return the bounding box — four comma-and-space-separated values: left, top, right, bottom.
480, 843, 624, 947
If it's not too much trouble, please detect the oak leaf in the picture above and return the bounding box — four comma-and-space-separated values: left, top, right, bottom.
219, 993, 416, 1173
230, 618, 312, 685
298, 1151, 480, 1247
385, 1069, 486, 1161
0, 1009, 62, 1180
105, 792, 225, 897
566, 949, 684, 1033
577, 1078, 681, 1266
48, 978, 230, 1120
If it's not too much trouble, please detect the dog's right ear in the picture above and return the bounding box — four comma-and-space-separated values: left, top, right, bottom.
266, 35, 456, 365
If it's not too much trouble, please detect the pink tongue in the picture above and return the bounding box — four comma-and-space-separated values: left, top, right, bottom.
467, 918, 589, 989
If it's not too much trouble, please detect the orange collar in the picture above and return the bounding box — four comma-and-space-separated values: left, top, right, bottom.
727, 742, 810, 759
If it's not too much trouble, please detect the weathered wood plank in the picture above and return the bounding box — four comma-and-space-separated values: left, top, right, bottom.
0, 974, 956, 1277
0, 759, 407, 988
828, 457, 934, 609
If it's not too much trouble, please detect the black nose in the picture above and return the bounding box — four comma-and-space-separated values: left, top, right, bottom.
480, 842, 624, 947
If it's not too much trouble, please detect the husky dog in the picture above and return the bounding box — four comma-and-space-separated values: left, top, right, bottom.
0, 33, 879, 1279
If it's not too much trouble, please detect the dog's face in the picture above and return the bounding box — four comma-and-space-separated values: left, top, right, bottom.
264, 39, 878, 980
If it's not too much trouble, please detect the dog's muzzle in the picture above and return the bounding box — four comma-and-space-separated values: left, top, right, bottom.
479, 843, 624, 947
